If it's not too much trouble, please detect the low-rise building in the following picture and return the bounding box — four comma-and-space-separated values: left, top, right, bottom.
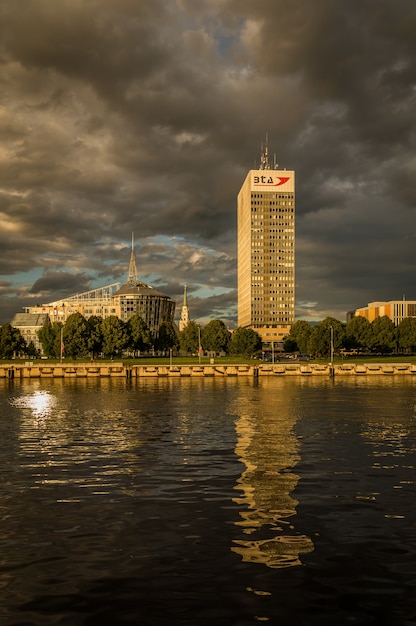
9, 313, 50, 353
353, 300, 416, 325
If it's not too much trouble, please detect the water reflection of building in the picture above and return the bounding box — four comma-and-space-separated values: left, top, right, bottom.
232, 379, 313, 568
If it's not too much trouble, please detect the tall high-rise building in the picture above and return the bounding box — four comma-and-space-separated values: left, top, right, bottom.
237, 141, 295, 346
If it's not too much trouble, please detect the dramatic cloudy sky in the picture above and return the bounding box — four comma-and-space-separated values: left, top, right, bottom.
1, 0, 415, 326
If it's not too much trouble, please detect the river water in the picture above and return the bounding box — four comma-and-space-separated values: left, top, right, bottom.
0, 376, 415, 625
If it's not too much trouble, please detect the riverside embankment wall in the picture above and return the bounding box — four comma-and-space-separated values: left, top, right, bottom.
1, 362, 416, 379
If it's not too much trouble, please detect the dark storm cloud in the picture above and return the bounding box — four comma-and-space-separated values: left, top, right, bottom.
1, 0, 415, 324
29, 271, 92, 297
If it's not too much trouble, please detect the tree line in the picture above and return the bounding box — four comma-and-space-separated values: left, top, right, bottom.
0, 313, 262, 359
2, 312, 416, 360
284, 315, 416, 357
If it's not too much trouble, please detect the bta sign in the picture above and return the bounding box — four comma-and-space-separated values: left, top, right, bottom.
253, 175, 290, 186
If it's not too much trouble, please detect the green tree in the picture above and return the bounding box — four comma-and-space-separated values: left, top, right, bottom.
101, 316, 128, 357
229, 327, 262, 357
0, 323, 26, 358
127, 314, 152, 354
154, 321, 179, 354
37, 322, 63, 358
397, 317, 416, 352
282, 336, 298, 352
345, 316, 371, 351
201, 319, 231, 354
63, 313, 89, 358
368, 316, 396, 353
87, 315, 104, 357
307, 317, 345, 358
287, 320, 312, 354
25, 341, 39, 358
178, 320, 200, 354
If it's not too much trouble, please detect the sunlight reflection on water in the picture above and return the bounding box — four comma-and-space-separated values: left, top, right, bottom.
10, 389, 57, 421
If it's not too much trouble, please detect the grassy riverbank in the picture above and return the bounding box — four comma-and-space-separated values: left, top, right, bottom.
3, 354, 416, 367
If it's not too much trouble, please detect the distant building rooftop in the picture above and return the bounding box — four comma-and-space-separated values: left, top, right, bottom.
10, 313, 49, 327
114, 282, 169, 298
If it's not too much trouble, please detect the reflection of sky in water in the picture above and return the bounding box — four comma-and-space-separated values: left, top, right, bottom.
10, 390, 57, 421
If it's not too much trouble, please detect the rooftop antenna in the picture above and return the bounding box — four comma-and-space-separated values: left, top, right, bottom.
265, 132, 269, 165
128, 232, 139, 286
259, 133, 271, 170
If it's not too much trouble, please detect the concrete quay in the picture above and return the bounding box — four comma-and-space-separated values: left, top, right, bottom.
1, 362, 416, 379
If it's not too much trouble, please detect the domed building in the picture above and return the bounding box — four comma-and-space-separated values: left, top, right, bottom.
112, 237, 175, 335
23, 236, 175, 337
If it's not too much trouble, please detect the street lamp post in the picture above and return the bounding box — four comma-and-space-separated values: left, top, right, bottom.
198, 326, 202, 364
330, 325, 334, 377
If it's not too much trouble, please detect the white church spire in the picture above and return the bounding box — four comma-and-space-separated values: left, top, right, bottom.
179, 284, 190, 331
128, 232, 139, 286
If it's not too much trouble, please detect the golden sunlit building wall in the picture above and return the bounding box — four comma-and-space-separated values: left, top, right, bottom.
237, 142, 295, 345
354, 300, 416, 325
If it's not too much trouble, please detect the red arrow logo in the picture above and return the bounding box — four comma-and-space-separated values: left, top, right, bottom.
274, 177, 290, 186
